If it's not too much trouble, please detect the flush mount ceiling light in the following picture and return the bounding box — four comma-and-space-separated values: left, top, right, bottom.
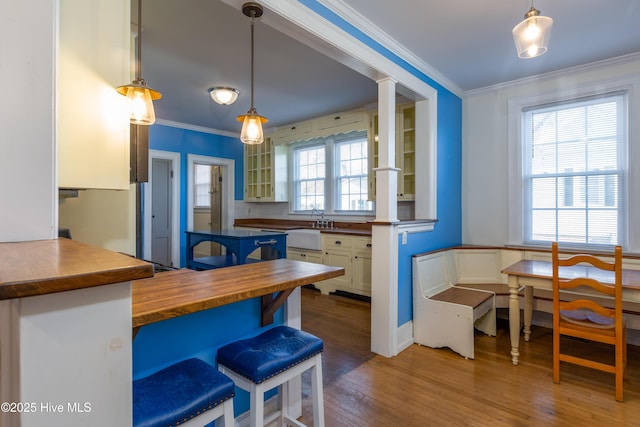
208, 87, 240, 106
116, 0, 161, 125
236, 2, 268, 145
512, 1, 553, 59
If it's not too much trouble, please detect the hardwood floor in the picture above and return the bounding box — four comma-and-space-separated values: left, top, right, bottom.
298, 288, 640, 426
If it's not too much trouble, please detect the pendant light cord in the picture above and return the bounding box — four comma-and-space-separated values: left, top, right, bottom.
136, 0, 143, 83
249, 12, 256, 112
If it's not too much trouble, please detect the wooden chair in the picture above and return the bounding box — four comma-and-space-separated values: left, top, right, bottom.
552, 242, 627, 401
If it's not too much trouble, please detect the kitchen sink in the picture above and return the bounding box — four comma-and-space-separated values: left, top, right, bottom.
287, 229, 322, 250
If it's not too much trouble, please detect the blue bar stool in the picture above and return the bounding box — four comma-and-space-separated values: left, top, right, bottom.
133, 358, 235, 427
217, 326, 324, 427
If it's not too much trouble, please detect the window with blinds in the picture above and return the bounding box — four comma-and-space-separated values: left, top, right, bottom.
522, 92, 627, 248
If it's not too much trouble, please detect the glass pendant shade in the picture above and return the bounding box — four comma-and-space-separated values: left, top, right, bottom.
237, 109, 268, 145
117, 82, 161, 125
209, 87, 240, 105
116, 0, 161, 125
512, 7, 553, 59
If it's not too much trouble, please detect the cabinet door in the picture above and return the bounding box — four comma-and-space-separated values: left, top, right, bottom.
323, 249, 352, 291
352, 251, 372, 296
258, 137, 273, 200
244, 143, 260, 201
58, 0, 131, 190
397, 104, 415, 200
367, 112, 378, 201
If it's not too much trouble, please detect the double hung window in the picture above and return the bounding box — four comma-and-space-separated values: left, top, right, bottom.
291, 131, 372, 213
521, 92, 627, 248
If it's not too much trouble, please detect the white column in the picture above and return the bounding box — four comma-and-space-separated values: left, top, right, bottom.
370, 223, 399, 357
373, 77, 399, 223
371, 78, 400, 357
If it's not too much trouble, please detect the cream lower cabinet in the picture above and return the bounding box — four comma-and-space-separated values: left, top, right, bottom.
317, 234, 372, 297
287, 248, 323, 264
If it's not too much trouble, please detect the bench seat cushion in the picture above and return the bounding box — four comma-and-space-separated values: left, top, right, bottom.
133, 358, 235, 427
217, 325, 323, 384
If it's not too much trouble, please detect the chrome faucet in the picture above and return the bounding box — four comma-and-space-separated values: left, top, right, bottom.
311, 208, 328, 229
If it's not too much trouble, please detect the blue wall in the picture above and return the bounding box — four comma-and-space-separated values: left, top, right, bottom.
397, 90, 462, 326
148, 125, 245, 267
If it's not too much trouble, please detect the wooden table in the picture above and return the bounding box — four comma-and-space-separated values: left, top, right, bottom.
502, 259, 640, 365
185, 229, 287, 270
132, 259, 344, 332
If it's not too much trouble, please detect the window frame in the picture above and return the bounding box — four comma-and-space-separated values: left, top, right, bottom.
507, 80, 636, 251
522, 93, 626, 248
289, 130, 373, 215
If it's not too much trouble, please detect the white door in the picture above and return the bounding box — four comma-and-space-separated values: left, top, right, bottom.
151, 158, 173, 266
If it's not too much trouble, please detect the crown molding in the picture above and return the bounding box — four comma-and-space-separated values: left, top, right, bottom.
466, 52, 640, 96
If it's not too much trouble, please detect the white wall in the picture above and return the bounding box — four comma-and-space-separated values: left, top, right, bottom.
58, 188, 137, 255
0, 0, 57, 242
463, 55, 640, 251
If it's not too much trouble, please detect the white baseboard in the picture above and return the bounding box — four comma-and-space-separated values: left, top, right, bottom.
397, 321, 414, 354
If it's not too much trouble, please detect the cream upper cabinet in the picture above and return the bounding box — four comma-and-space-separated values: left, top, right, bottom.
273, 109, 366, 145
58, 0, 131, 190
397, 104, 416, 200
367, 102, 416, 201
244, 137, 288, 202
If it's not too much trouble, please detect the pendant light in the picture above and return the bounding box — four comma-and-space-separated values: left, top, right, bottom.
512, 1, 553, 59
116, 0, 161, 125
237, 2, 268, 145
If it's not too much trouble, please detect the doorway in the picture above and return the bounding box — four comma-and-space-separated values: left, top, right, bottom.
192, 164, 224, 257
143, 150, 181, 267
150, 158, 173, 266
186, 154, 235, 241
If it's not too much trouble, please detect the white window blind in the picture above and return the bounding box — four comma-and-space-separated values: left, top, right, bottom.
334, 138, 372, 211
522, 92, 627, 248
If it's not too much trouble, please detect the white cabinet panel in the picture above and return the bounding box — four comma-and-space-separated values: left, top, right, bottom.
58, 0, 131, 190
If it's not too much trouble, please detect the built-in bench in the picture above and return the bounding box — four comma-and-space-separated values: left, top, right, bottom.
412, 246, 640, 345
412, 248, 517, 358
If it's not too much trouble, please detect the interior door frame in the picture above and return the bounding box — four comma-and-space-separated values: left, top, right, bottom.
186, 154, 235, 232
143, 149, 181, 267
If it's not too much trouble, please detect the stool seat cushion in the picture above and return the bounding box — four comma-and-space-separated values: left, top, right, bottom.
217, 326, 323, 384
133, 358, 235, 427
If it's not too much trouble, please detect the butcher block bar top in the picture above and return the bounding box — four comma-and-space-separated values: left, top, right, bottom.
0, 238, 153, 300
132, 259, 345, 328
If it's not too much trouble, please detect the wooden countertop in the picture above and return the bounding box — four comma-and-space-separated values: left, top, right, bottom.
0, 239, 154, 300
234, 218, 373, 236
502, 259, 640, 289
132, 259, 345, 328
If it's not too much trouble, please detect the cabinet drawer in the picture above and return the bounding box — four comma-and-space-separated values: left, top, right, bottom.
322, 235, 353, 250
353, 237, 372, 251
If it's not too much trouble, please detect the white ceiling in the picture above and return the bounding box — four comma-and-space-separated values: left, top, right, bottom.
140, 0, 640, 134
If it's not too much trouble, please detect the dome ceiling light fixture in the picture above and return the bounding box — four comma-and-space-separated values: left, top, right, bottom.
208, 87, 240, 106
512, 0, 553, 59
236, 2, 268, 145
116, 0, 161, 125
